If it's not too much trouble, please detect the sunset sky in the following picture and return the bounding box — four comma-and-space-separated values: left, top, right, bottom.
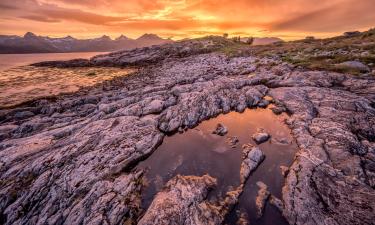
0, 0, 374, 40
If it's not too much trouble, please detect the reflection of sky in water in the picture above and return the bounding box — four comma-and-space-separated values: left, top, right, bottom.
0, 52, 104, 71
212, 145, 230, 153
137, 108, 297, 225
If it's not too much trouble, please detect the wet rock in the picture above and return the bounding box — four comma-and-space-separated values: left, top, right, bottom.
258, 99, 270, 108
220, 186, 243, 211
240, 144, 265, 183
227, 136, 239, 148
269, 195, 284, 212
252, 129, 270, 144
255, 181, 270, 218
212, 123, 228, 136
273, 137, 291, 145
236, 212, 250, 225
280, 165, 289, 177
270, 105, 286, 115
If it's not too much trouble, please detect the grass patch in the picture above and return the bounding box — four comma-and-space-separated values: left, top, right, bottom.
218, 42, 251, 57
281, 53, 373, 75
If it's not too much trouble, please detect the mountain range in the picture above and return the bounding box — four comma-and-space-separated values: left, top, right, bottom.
0, 32, 173, 54
0, 32, 283, 54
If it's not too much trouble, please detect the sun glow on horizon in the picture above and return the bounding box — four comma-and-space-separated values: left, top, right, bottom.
0, 0, 374, 40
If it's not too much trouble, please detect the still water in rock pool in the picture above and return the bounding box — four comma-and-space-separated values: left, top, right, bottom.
137, 107, 297, 225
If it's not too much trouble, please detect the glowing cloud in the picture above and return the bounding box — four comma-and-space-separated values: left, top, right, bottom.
0, 0, 374, 40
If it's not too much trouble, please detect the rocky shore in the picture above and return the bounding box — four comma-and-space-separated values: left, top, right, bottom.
1, 32, 375, 225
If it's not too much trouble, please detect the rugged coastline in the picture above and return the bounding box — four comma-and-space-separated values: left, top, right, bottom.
1, 32, 375, 225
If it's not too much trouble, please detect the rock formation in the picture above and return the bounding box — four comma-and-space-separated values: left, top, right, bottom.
138, 175, 219, 225
240, 144, 265, 184
255, 181, 270, 218
1, 33, 375, 225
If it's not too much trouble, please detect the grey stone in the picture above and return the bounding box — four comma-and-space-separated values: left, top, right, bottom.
227, 136, 239, 148
240, 144, 265, 183
252, 129, 270, 144
212, 123, 228, 136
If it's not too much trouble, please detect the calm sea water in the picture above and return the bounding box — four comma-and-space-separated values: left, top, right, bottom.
0, 52, 106, 71
0, 52, 136, 108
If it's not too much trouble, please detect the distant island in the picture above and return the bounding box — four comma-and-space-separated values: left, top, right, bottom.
0, 32, 283, 54
0, 32, 173, 54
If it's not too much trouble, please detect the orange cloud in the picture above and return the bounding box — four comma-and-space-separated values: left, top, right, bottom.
0, 0, 374, 40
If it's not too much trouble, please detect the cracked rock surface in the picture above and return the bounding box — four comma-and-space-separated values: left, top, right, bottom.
1, 36, 375, 225
138, 175, 219, 225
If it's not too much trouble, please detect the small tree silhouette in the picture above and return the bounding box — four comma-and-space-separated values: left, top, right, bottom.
231, 36, 241, 43
246, 37, 254, 45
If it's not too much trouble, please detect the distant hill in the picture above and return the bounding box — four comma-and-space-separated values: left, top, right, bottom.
252, 37, 283, 45
0, 32, 173, 54
240, 37, 283, 45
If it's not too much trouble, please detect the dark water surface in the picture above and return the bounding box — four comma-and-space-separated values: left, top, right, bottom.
137, 107, 297, 225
